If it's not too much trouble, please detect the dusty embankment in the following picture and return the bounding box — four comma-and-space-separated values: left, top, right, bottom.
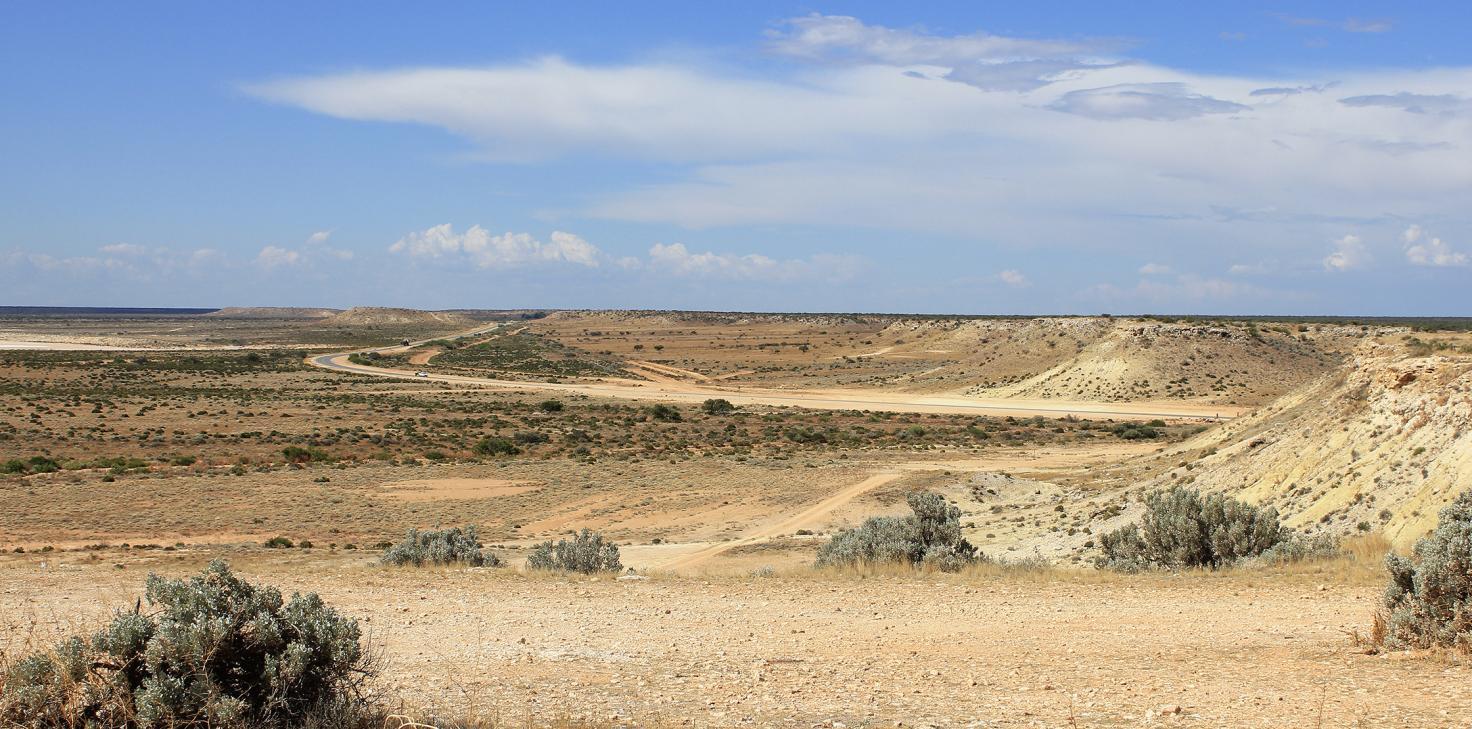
1135, 343, 1472, 547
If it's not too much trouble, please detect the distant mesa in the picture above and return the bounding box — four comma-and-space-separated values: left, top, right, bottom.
321, 307, 478, 327
202, 307, 341, 319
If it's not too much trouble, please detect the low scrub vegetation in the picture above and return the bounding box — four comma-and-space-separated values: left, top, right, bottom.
816, 491, 982, 572
282, 445, 332, 463
526, 529, 622, 573
0, 560, 373, 728
1378, 491, 1472, 650
472, 436, 520, 457
380, 525, 499, 567
1096, 487, 1333, 570
0, 455, 59, 475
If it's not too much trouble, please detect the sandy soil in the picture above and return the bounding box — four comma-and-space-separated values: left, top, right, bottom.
378, 478, 538, 503
659, 472, 901, 570
0, 339, 129, 350
2, 554, 1465, 727
407, 348, 442, 366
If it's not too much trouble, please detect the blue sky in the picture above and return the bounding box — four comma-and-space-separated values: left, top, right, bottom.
2, 2, 1469, 314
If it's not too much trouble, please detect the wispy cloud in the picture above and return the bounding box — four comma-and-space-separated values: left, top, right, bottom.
1273, 14, 1393, 33
765, 13, 1122, 93
996, 269, 1029, 287
1339, 93, 1472, 116
640, 242, 860, 282
255, 245, 301, 268
1048, 82, 1249, 121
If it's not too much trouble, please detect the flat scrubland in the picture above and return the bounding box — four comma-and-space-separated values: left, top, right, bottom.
3, 309, 1472, 726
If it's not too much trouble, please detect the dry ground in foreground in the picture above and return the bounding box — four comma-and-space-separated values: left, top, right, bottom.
2, 550, 1468, 728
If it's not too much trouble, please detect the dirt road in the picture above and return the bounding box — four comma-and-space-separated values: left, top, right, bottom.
307, 349, 1242, 422
659, 472, 901, 571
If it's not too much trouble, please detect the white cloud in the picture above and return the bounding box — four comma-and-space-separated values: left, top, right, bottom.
997, 269, 1029, 287
256, 245, 302, 268
1323, 234, 1370, 271
642, 242, 861, 282
390, 224, 601, 268
99, 243, 148, 256
1138, 262, 1171, 275
1403, 225, 1468, 267
247, 17, 1472, 264
305, 230, 333, 245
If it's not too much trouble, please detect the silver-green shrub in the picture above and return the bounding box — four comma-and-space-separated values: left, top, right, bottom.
1254, 532, 1342, 565
525, 528, 622, 573
0, 560, 370, 728
1097, 487, 1286, 570
815, 491, 980, 571
1380, 491, 1472, 650
379, 525, 498, 567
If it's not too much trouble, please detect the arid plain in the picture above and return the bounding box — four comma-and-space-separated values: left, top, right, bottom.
3, 307, 1471, 726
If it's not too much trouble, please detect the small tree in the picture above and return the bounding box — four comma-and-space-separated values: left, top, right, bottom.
701, 398, 735, 415
525, 529, 622, 573
648, 404, 682, 422
1379, 491, 1472, 649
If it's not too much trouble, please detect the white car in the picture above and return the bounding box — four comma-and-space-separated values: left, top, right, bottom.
415, 371, 429, 377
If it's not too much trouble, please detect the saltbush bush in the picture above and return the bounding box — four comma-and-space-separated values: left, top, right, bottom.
1, 455, 60, 475
0, 560, 370, 728
1379, 491, 1472, 650
472, 436, 520, 457
1097, 487, 1286, 570
1254, 532, 1342, 565
815, 492, 981, 571
525, 529, 622, 573
380, 525, 499, 567
281, 446, 331, 463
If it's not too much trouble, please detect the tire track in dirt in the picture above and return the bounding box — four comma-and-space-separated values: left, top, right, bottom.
657, 471, 901, 571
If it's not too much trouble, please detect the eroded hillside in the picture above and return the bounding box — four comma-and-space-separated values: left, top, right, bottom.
1135, 339, 1472, 547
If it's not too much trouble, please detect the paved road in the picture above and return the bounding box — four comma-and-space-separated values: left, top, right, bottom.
306, 327, 1239, 422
